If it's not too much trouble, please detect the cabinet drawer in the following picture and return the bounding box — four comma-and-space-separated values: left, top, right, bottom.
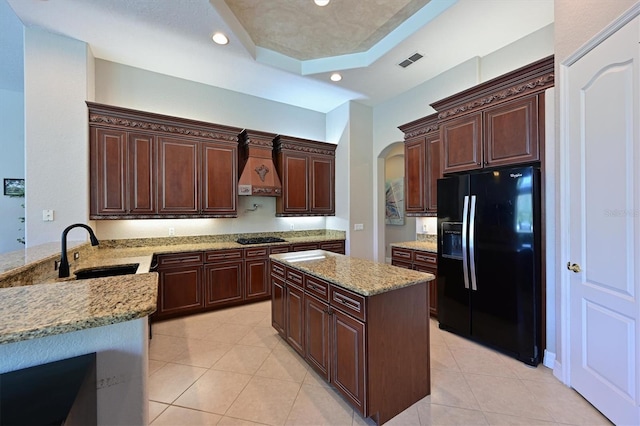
330, 285, 366, 322
305, 275, 330, 302
391, 247, 412, 262
271, 261, 286, 279
292, 243, 319, 252
413, 251, 437, 267
157, 252, 204, 268
286, 268, 304, 287
391, 259, 413, 270
244, 247, 269, 259
205, 249, 243, 262
269, 245, 291, 254
319, 241, 345, 254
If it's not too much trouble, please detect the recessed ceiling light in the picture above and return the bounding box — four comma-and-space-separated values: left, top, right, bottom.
330, 73, 342, 82
212, 32, 229, 45
314, 0, 330, 6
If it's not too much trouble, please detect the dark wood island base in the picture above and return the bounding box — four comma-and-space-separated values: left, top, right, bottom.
270, 250, 434, 425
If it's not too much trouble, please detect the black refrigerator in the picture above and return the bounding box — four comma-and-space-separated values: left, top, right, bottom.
437, 165, 542, 366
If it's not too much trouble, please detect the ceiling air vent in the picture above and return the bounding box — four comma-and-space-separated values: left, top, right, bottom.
398, 52, 424, 68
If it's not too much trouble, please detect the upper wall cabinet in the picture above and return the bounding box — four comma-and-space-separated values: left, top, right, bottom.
88, 102, 240, 219
431, 55, 554, 175
398, 113, 441, 216
273, 135, 336, 217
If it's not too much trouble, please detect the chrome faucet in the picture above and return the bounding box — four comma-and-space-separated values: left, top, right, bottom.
59, 223, 99, 278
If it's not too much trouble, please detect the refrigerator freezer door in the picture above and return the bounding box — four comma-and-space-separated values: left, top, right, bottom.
437, 175, 471, 336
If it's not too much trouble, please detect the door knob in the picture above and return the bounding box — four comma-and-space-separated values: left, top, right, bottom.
567, 262, 581, 273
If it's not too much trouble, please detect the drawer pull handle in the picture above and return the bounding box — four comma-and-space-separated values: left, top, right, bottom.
336, 296, 357, 309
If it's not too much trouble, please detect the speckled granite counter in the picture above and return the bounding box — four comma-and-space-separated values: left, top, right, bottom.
390, 240, 437, 253
0, 273, 157, 344
270, 250, 434, 296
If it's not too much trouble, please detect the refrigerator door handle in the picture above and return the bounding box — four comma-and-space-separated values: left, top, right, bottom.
469, 195, 478, 291
462, 195, 470, 290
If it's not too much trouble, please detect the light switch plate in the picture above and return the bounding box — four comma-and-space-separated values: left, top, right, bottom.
354, 223, 364, 231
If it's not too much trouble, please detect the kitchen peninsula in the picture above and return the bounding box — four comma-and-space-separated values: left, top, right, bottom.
270, 250, 435, 425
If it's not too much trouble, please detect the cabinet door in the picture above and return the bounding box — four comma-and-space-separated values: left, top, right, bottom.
292, 243, 319, 252
286, 283, 305, 356
484, 95, 539, 167
201, 142, 237, 215
128, 133, 155, 214
204, 260, 243, 307
332, 309, 366, 414
281, 154, 309, 213
245, 258, 270, 300
157, 137, 199, 214
310, 155, 334, 214
305, 295, 330, 381
404, 137, 426, 214
92, 127, 127, 215
426, 133, 441, 213
157, 265, 203, 317
271, 274, 286, 336
414, 263, 438, 317
441, 112, 482, 174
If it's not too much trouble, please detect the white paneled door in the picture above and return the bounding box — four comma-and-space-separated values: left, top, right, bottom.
566, 14, 640, 426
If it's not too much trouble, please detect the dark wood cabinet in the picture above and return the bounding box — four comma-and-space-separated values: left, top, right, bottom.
398, 113, 441, 216
157, 137, 199, 214
319, 240, 346, 254
332, 308, 366, 412
483, 95, 539, 167
391, 246, 438, 317
204, 259, 244, 307
271, 258, 431, 424
90, 128, 155, 217
155, 252, 204, 318
87, 102, 240, 219
432, 56, 553, 175
244, 247, 270, 300
305, 294, 330, 380
274, 135, 336, 216
291, 242, 319, 252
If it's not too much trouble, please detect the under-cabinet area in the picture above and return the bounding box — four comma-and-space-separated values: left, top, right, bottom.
270, 250, 435, 425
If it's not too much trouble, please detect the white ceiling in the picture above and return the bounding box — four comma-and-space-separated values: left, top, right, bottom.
2, 0, 554, 113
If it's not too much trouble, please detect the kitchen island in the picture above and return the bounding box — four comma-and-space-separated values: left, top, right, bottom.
270, 250, 435, 425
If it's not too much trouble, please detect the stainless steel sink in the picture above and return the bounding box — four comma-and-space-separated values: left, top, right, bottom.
73, 263, 140, 280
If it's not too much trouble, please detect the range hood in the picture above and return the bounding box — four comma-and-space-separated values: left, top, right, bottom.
237, 129, 282, 196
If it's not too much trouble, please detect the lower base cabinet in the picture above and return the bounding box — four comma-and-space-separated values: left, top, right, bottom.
271, 260, 430, 425
391, 247, 438, 317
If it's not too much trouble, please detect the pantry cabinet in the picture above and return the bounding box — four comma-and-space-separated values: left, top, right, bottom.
87, 102, 240, 219
274, 135, 336, 216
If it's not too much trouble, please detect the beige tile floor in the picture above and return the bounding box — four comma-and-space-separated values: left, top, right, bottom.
148, 300, 612, 425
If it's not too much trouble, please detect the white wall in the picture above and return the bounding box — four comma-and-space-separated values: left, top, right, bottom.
93, 60, 334, 240
326, 102, 351, 248
0, 88, 24, 253
24, 28, 93, 247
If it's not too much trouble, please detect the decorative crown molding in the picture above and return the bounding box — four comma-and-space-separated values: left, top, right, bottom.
404, 123, 439, 140
244, 137, 273, 148
437, 73, 554, 120
89, 114, 238, 142
279, 142, 336, 156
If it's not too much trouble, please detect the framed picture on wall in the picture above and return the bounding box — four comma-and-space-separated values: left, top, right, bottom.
385, 178, 404, 225
4, 178, 25, 197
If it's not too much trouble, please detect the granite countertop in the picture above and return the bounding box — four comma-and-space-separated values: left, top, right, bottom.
390, 240, 437, 253
270, 250, 434, 297
0, 273, 158, 344
0, 231, 345, 344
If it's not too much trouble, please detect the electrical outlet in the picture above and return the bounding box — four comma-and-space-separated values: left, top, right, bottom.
42, 209, 54, 222
168, 227, 175, 236
290, 224, 295, 230
422, 224, 428, 232
73, 252, 80, 260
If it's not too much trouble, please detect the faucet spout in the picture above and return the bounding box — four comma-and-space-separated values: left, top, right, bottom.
59, 223, 99, 278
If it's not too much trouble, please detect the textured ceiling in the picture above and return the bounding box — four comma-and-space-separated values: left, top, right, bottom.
224, 0, 430, 60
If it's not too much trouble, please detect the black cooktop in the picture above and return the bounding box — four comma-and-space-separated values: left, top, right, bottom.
236, 236, 286, 245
